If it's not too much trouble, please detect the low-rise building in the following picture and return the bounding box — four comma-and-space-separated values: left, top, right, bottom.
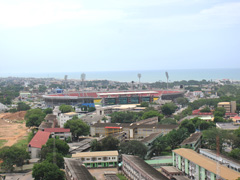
231, 116, 240, 124
72, 151, 118, 168
122, 154, 168, 180
28, 131, 50, 158
180, 132, 202, 151
43, 128, 72, 141
64, 158, 94, 180
216, 123, 240, 130
172, 148, 240, 180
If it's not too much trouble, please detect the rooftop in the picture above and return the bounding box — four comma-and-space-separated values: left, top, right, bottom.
64, 112, 78, 116
218, 102, 230, 105
28, 131, 50, 148
173, 148, 240, 180
180, 132, 202, 146
64, 158, 94, 180
123, 155, 168, 180
216, 123, 240, 130
44, 128, 70, 133
72, 151, 119, 158
44, 114, 57, 122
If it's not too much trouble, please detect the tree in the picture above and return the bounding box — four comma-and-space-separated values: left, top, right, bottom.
88, 107, 96, 112
175, 97, 189, 107
0, 146, 29, 172
59, 104, 74, 113
38, 85, 47, 93
200, 106, 211, 113
180, 120, 196, 134
159, 118, 177, 125
43, 108, 53, 114
119, 140, 147, 159
17, 102, 30, 111
139, 102, 149, 107
214, 107, 226, 117
64, 118, 90, 140
214, 116, 226, 123
161, 103, 177, 116
90, 139, 102, 151
111, 111, 141, 123
152, 136, 168, 156
101, 136, 119, 151
32, 161, 64, 180
166, 128, 189, 149
41, 138, 69, 159
25, 108, 46, 127
45, 152, 64, 168
229, 148, 240, 160
141, 111, 164, 122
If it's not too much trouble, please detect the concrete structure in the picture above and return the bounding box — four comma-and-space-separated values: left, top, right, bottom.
90, 122, 178, 139
231, 116, 240, 124
199, 148, 240, 173
72, 151, 118, 168
0, 103, 8, 113
145, 156, 173, 168
216, 123, 240, 130
43, 128, 72, 140
122, 154, 168, 180
58, 112, 79, 127
39, 114, 57, 130
217, 101, 236, 113
160, 166, 185, 179
28, 131, 50, 158
172, 148, 240, 180
180, 132, 202, 151
64, 158, 94, 180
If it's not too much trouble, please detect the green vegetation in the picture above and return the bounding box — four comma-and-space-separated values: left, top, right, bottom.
17, 102, 30, 111
0, 140, 7, 148
161, 103, 178, 116
200, 106, 211, 112
142, 110, 164, 122
59, 104, 74, 113
32, 161, 64, 180
111, 111, 141, 123
43, 108, 53, 114
117, 174, 128, 180
175, 97, 189, 107
88, 107, 96, 112
0, 84, 23, 105
25, 108, 46, 127
64, 117, 90, 140
90, 136, 119, 151
12, 131, 34, 149
0, 146, 29, 172
119, 140, 147, 159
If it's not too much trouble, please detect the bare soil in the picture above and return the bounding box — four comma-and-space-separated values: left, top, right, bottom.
0, 112, 28, 147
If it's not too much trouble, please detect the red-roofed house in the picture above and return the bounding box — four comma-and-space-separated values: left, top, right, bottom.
43, 128, 72, 141
28, 131, 50, 158
231, 116, 240, 124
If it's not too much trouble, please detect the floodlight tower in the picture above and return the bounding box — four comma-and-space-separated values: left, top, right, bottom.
137, 73, 141, 90
81, 73, 86, 97
165, 72, 169, 90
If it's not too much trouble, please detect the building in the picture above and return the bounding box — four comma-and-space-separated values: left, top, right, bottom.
28, 131, 50, 158
180, 132, 202, 151
216, 122, 240, 130
231, 116, 240, 124
58, 112, 79, 128
217, 101, 236, 113
43, 90, 184, 107
172, 148, 240, 180
122, 154, 168, 180
43, 128, 72, 141
90, 122, 178, 139
64, 158, 94, 180
199, 148, 240, 172
72, 151, 118, 168
39, 114, 57, 130
0, 103, 8, 113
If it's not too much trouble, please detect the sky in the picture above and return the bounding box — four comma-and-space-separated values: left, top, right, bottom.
0, 0, 240, 74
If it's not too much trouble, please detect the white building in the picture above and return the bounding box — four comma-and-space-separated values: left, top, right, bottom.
44, 128, 72, 141
58, 112, 79, 128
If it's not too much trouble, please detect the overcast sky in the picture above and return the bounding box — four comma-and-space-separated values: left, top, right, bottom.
0, 0, 240, 74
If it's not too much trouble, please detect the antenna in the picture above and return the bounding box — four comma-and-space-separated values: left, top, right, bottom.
165, 72, 169, 90
81, 73, 86, 99
137, 73, 141, 90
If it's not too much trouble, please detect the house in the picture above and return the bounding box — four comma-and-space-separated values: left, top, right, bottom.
231, 116, 240, 124
72, 151, 118, 168
64, 158, 94, 180
43, 128, 72, 141
28, 131, 50, 158
122, 154, 168, 180
180, 132, 202, 151
172, 148, 240, 180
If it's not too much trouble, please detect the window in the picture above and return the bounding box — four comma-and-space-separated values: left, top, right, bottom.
98, 158, 101, 160
81, 158, 85, 161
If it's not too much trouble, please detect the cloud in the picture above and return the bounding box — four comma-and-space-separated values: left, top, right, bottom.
123, 2, 240, 32
0, 0, 126, 28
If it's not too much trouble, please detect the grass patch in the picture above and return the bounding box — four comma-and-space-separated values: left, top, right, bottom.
160, 151, 172, 156
12, 131, 34, 149
117, 174, 128, 180
0, 139, 7, 148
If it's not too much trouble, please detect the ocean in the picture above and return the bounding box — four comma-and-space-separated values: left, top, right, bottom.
1, 69, 240, 83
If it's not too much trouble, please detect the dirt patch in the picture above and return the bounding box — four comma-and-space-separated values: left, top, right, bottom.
0, 112, 29, 147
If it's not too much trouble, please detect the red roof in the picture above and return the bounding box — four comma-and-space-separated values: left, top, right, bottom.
44, 128, 70, 133
28, 131, 50, 148
105, 126, 122, 129
225, 113, 238, 116
192, 109, 213, 115
231, 116, 240, 120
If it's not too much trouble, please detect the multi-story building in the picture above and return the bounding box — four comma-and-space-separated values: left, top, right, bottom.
43, 128, 72, 141
90, 121, 178, 139
180, 132, 202, 151
122, 154, 168, 180
172, 148, 240, 180
58, 112, 79, 128
217, 101, 236, 113
72, 151, 118, 168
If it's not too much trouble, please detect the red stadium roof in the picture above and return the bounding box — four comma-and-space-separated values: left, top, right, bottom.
28, 131, 50, 149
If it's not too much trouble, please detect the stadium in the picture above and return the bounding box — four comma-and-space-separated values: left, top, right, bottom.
42, 90, 184, 107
